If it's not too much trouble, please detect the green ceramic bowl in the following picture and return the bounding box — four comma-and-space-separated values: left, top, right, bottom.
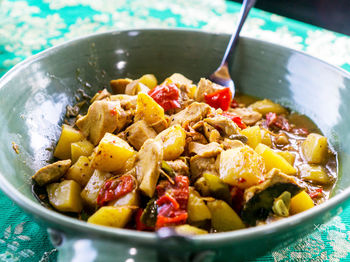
1, 29, 350, 261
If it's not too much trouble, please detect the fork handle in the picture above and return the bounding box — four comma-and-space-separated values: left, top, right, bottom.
220, 0, 257, 67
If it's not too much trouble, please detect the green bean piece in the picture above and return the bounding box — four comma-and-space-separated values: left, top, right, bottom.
272, 191, 291, 217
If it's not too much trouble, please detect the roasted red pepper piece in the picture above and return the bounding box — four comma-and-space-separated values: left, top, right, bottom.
155, 176, 189, 229
148, 83, 181, 111
97, 175, 135, 206
265, 112, 291, 131
204, 87, 232, 111
222, 112, 247, 129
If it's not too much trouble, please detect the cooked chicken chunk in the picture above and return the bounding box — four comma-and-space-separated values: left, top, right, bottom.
90, 88, 111, 103
135, 139, 163, 197
110, 94, 137, 110
125, 120, 157, 150
76, 100, 130, 145
195, 78, 225, 102
188, 142, 223, 157
170, 102, 211, 127
229, 107, 262, 126
165, 159, 189, 176
110, 78, 133, 94
204, 115, 240, 137
190, 155, 218, 181
32, 159, 71, 186
244, 169, 299, 203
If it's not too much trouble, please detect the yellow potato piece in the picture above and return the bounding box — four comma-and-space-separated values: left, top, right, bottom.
65, 156, 94, 187
290, 191, 314, 214
219, 146, 265, 189
139, 74, 158, 89
187, 189, 211, 223
277, 151, 296, 166
156, 125, 186, 160
46, 180, 83, 213
54, 124, 84, 160
302, 133, 328, 164
207, 200, 245, 232
255, 143, 296, 175
240, 126, 261, 149
175, 225, 208, 235
300, 164, 331, 185
135, 93, 166, 131
88, 206, 132, 228
71, 139, 94, 163
260, 129, 272, 147
249, 99, 287, 115
91, 133, 135, 172
81, 170, 112, 209
109, 190, 139, 207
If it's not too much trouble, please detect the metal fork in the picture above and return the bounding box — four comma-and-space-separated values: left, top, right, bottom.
209, 0, 257, 97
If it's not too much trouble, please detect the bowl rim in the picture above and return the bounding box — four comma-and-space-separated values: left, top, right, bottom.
0, 28, 350, 246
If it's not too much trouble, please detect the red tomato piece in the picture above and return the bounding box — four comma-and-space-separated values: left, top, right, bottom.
155, 176, 189, 229
97, 175, 135, 206
204, 87, 232, 111
148, 83, 181, 111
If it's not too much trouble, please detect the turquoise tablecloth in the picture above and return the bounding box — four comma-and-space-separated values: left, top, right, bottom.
2, 0, 350, 261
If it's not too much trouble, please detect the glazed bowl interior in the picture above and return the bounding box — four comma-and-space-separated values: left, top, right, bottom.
1, 29, 350, 259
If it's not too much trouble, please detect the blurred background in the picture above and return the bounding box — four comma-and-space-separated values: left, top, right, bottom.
231, 0, 350, 35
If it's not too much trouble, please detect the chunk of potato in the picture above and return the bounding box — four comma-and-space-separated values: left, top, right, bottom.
203, 173, 231, 203
65, 156, 94, 187
81, 170, 112, 209
187, 188, 211, 223
219, 146, 265, 189
135, 93, 167, 132
156, 125, 186, 161
139, 74, 158, 89
109, 189, 139, 207
207, 200, 245, 232
249, 99, 287, 115
299, 164, 331, 185
91, 133, 135, 172
277, 151, 296, 166
240, 126, 261, 149
255, 143, 296, 175
88, 206, 132, 228
260, 129, 272, 147
46, 180, 83, 213
54, 124, 84, 159
290, 191, 314, 214
71, 139, 94, 163
175, 225, 208, 235
187, 85, 197, 99
302, 133, 328, 164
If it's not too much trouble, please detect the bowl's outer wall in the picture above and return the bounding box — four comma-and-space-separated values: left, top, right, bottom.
1, 29, 350, 261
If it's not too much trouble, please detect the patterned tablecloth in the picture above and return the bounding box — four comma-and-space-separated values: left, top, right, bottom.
2, 0, 350, 261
